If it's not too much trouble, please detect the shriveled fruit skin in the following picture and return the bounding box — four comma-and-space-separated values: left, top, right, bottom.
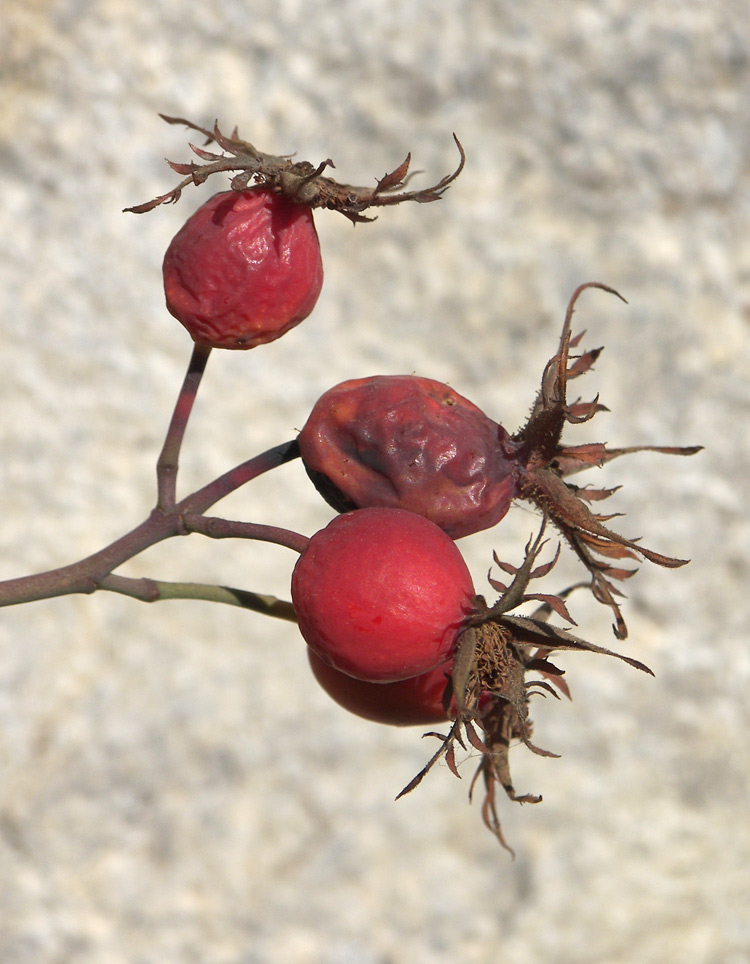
308, 650, 451, 726
163, 188, 323, 349
298, 375, 516, 538
291, 507, 475, 682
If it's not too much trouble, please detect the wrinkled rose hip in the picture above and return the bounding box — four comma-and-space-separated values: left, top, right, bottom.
163, 188, 323, 349
291, 507, 475, 682
298, 375, 515, 539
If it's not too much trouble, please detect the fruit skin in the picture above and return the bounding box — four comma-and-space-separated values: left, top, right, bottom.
298, 375, 515, 538
308, 649, 451, 726
291, 507, 475, 682
163, 188, 323, 349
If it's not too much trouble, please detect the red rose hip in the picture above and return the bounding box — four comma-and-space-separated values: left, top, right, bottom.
163, 188, 323, 349
291, 507, 475, 682
308, 650, 452, 726
298, 375, 515, 538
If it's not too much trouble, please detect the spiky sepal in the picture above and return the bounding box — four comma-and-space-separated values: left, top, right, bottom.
506, 283, 702, 638
126, 115, 465, 223
397, 522, 652, 854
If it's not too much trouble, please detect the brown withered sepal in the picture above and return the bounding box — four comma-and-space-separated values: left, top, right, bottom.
397, 523, 654, 854
126, 115, 465, 223
504, 282, 701, 638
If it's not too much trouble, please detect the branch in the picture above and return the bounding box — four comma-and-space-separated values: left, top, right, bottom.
182, 514, 309, 554
156, 342, 212, 510
0, 443, 303, 608
98, 574, 297, 621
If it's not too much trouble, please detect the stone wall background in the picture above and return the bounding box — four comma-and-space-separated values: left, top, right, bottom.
1, 2, 749, 962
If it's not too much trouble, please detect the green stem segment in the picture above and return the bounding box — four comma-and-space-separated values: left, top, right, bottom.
98, 574, 297, 622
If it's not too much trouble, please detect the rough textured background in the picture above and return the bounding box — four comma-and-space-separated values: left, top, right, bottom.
1, 2, 749, 962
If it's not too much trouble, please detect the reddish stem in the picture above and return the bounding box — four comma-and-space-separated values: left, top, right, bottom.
183, 514, 309, 554
156, 342, 212, 510
0, 509, 178, 606
0, 442, 302, 608
180, 440, 301, 515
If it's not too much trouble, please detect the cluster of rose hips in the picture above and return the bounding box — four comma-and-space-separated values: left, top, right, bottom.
1, 116, 700, 853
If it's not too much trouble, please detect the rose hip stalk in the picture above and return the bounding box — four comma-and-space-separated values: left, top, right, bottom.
298, 283, 702, 637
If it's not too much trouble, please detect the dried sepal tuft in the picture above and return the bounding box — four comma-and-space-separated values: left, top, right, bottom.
398, 521, 653, 853
126, 115, 465, 223
507, 282, 702, 638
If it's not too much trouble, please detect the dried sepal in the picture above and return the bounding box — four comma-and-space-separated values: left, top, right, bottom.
500, 615, 654, 676
565, 398, 609, 422
504, 282, 702, 637
395, 720, 463, 799
126, 114, 465, 223
487, 536, 577, 625
479, 520, 554, 619
565, 482, 622, 503
398, 527, 654, 852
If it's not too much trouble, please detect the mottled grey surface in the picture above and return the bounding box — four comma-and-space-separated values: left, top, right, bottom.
1, 2, 749, 962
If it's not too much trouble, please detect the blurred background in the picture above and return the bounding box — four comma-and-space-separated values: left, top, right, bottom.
1, 2, 748, 962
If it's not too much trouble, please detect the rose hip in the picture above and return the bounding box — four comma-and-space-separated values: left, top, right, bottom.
308, 650, 452, 726
298, 375, 515, 539
163, 188, 323, 349
291, 507, 475, 682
